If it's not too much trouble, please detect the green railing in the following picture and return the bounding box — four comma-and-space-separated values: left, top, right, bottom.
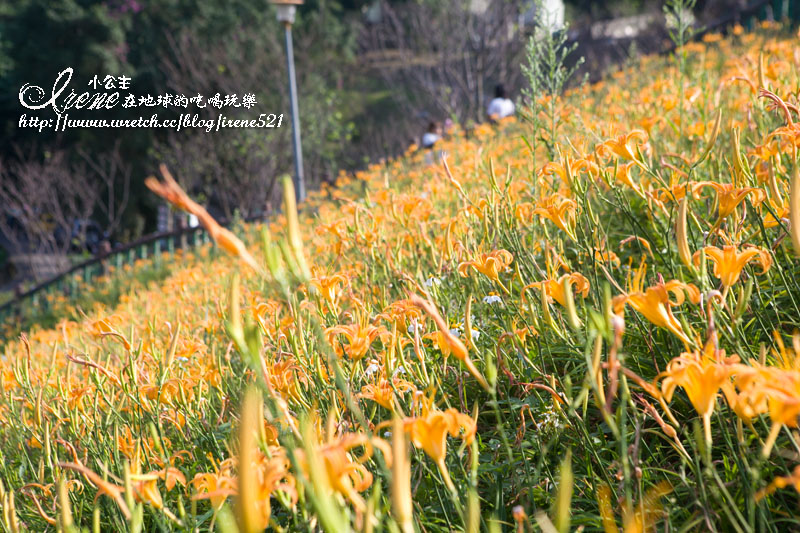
0, 215, 261, 332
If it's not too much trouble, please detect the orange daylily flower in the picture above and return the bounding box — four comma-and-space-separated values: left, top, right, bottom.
377, 299, 423, 335
597, 481, 673, 533
608, 162, 645, 197
658, 337, 742, 444
599, 130, 649, 165
613, 263, 700, 345
296, 430, 387, 513
532, 194, 578, 240
757, 465, 800, 501
58, 462, 131, 520
457, 249, 513, 284
693, 244, 772, 290
403, 407, 476, 492
131, 474, 163, 509
540, 149, 597, 188
524, 272, 590, 308
191, 467, 237, 510
308, 271, 348, 312
359, 378, 415, 410
326, 322, 387, 361
694, 181, 766, 221
409, 295, 489, 390
146, 165, 260, 272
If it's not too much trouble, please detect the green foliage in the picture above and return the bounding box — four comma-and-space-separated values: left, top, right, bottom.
521, 0, 584, 163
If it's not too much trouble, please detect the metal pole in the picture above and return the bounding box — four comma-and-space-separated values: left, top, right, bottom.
283, 22, 305, 203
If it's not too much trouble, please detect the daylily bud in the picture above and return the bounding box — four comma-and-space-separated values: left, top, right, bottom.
676, 196, 692, 267
226, 274, 246, 354
464, 296, 476, 351
562, 275, 581, 330
731, 127, 750, 185
391, 416, 414, 533
790, 164, 800, 257
694, 109, 722, 167
282, 176, 311, 281
540, 279, 556, 332
261, 227, 287, 287
734, 277, 753, 319
237, 388, 261, 533
57, 478, 74, 531
488, 159, 501, 193
555, 450, 573, 533
444, 220, 455, 262
758, 51, 767, 89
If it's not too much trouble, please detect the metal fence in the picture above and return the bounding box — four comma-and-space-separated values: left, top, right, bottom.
0, 215, 260, 330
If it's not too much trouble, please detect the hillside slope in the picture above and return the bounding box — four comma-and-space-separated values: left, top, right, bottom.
2, 23, 800, 531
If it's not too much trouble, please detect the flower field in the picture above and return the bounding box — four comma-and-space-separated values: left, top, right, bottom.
3, 23, 800, 532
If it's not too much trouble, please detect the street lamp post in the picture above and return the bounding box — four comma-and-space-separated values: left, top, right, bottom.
272, 0, 305, 203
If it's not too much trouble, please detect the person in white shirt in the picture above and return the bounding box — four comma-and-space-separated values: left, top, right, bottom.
421, 121, 442, 148
487, 84, 515, 122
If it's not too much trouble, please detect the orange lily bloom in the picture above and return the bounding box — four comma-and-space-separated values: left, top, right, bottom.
540, 148, 597, 188
130, 474, 163, 509
359, 378, 415, 410
524, 272, 590, 308
403, 407, 476, 492
409, 295, 489, 390
613, 263, 700, 345
377, 299, 424, 335
192, 468, 237, 510
296, 431, 386, 513
607, 162, 646, 198
532, 194, 578, 241
58, 462, 131, 519
693, 244, 772, 290
762, 198, 789, 228
308, 271, 348, 312
694, 181, 766, 221
599, 130, 649, 164
659, 337, 742, 444
597, 481, 672, 533
326, 322, 387, 361
145, 165, 260, 272
457, 249, 513, 284
757, 465, 800, 501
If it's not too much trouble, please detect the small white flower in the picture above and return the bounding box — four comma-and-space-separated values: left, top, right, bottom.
384, 431, 392, 438
450, 328, 461, 337
392, 366, 407, 378
364, 363, 380, 378
424, 276, 442, 287
483, 295, 502, 305
470, 328, 480, 340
